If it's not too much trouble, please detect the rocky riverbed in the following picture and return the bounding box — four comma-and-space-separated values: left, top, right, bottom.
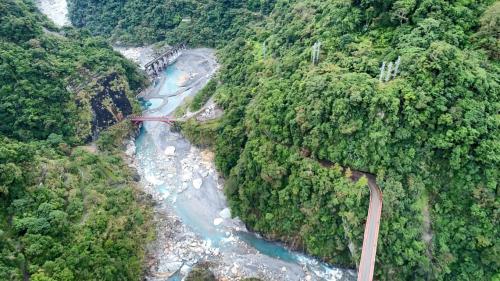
33, 2, 355, 278
36, 0, 70, 27
127, 127, 350, 281
123, 48, 355, 281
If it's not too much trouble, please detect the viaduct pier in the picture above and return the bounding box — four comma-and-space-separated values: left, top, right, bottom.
144, 43, 186, 77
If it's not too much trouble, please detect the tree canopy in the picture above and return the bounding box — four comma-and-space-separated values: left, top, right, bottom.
30, 0, 500, 279
0, 1, 152, 280
181, 1, 499, 279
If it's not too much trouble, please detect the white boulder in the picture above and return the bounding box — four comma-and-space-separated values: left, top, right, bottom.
164, 146, 176, 156
213, 218, 223, 226
219, 208, 231, 219
193, 178, 203, 189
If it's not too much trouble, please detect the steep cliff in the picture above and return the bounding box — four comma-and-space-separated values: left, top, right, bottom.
70, 71, 140, 141
91, 73, 135, 137
0, 0, 147, 144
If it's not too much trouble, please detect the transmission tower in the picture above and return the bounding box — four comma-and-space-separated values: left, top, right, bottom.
312, 41, 321, 65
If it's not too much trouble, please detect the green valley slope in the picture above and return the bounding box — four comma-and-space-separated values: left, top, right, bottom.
69, 0, 499, 280
0, 1, 153, 280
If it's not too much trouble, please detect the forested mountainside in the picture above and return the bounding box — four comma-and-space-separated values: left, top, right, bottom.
0, 1, 152, 280
73, 0, 498, 280
1, 0, 147, 143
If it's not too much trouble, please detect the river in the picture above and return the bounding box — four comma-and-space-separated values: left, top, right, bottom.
34, 1, 356, 279
130, 49, 355, 281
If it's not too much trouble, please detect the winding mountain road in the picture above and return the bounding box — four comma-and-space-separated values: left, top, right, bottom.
352, 172, 382, 281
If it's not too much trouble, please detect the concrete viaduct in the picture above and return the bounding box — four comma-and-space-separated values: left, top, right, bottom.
144, 43, 186, 77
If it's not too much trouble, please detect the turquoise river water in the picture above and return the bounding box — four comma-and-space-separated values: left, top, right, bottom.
135, 63, 355, 281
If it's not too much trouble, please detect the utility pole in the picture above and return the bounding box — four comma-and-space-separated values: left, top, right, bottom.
392, 56, 401, 78
379, 62, 386, 82
262, 42, 267, 60
379, 56, 401, 83
312, 41, 321, 65
385, 62, 393, 82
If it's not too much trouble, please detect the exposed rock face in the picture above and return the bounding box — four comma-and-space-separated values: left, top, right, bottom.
90, 73, 133, 139
71, 72, 136, 142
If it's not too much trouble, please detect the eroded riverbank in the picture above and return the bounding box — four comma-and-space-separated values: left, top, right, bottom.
32, 3, 355, 278
123, 48, 355, 281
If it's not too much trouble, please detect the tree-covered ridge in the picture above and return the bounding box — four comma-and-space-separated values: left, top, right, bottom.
69, 0, 499, 280
0, 125, 153, 281
1, 1, 153, 280
68, 0, 277, 46
1, 0, 146, 143
210, 1, 499, 280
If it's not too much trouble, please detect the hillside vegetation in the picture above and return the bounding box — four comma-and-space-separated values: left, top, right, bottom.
68, 0, 276, 46
71, 0, 499, 280
0, 1, 153, 280
1, 0, 147, 143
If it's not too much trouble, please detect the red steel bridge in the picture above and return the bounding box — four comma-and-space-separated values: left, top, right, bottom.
129, 115, 177, 125
353, 172, 383, 281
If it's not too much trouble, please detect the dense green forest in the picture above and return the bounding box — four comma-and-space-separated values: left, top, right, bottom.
18, 0, 500, 279
67, 0, 276, 46
0, 1, 153, 280
1, 0, 146, 143
212, 2, 500, 280
71, 0, 499, 280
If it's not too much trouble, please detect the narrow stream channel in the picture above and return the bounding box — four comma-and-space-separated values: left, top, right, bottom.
134, 57, 356, 281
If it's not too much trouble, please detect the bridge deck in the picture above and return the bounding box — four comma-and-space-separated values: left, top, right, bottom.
356, 173, 382, 281
129, 115, 176, 123
144, 49, 173, 69
144, 43, 186, 69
